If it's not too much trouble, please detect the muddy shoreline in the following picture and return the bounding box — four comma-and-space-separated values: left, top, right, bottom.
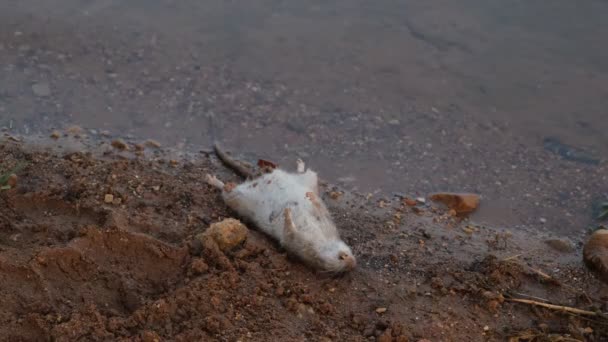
0, 133, 606, 341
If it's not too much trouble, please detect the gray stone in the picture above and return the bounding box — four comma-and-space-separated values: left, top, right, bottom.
32, 82, 51, 97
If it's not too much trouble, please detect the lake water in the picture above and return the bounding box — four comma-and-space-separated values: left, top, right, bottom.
1, 0, 607, 237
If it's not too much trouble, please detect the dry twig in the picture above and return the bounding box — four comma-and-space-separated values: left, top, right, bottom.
507, 298, 599, 316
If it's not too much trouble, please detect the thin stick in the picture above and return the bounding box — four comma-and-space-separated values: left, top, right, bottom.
502, 254, 522, 261
509, 291, 550, 303
507, 298, 598, 316
529, 267, 558, 283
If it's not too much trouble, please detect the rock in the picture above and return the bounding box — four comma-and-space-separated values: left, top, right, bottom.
429, 192, 480, 215
7, 174, 18, 188
104, 194, 114, 203
140, 330, 160, 342
66, 125, 84, 135
50, 130, 61, 139
329, 191, 342, 200
583, 229, 608, 282
202, 218, 248, 252
545, 239, 574, 253
375, 307, 387, 314
403, 198, 417, 206
462, 226, 475, 235
32, 82, 51, 97
145, 139, 162, 148
111, 139, 128, 150
190, 258, 209, 274
377, 329, 393, 342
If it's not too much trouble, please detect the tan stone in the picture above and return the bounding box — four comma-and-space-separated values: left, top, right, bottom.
203, 218, 248, 252
111, 139, 128, 150
583, 229, 608, 283
104, 194, 114, 203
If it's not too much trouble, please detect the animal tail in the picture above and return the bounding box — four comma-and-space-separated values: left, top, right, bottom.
213, 142, 253, 179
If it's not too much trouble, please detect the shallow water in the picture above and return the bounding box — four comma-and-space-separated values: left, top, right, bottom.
1, 0, 607, 237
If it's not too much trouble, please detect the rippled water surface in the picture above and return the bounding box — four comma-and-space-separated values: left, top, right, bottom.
1, 0, 607, 236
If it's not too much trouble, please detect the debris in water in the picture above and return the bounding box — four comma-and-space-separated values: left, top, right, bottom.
597, 202, 608, 220
543, 137, 599, 165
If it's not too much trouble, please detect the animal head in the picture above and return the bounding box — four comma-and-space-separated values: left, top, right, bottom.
283, 207, 356, 272
316, 239, 356, 272
290, 236, 356, 272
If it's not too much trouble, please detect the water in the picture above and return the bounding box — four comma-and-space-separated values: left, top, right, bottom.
1, 0, 607, 237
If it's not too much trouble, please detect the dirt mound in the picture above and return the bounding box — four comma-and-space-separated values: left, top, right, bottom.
0, 138, 607, 341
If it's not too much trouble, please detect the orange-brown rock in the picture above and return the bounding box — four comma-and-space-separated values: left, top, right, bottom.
429, 192, 480, 215
202, 218, 248, 252
403, 198, 417, 206
7, 174, 18, 188
583, 229, 608, 283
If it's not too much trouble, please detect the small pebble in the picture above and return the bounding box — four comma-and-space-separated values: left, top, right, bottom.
7, 174, 18, 188
539, 217, 547, 224
329, 191, 342, 200
145, 139, 162, 148
50, 130, 61, 139
190, 258, 209, 274
111, 139, 128, 150
403, 198, 417, 206
375, 307, 387, 314
32, 82, 51, 97
66, 125, 83, 135
104, 194, 114, 203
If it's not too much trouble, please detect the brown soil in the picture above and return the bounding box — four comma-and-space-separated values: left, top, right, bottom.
1, 134, 607, 341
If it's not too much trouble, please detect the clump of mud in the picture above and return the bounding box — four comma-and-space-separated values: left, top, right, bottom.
0, 138, 607, 341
